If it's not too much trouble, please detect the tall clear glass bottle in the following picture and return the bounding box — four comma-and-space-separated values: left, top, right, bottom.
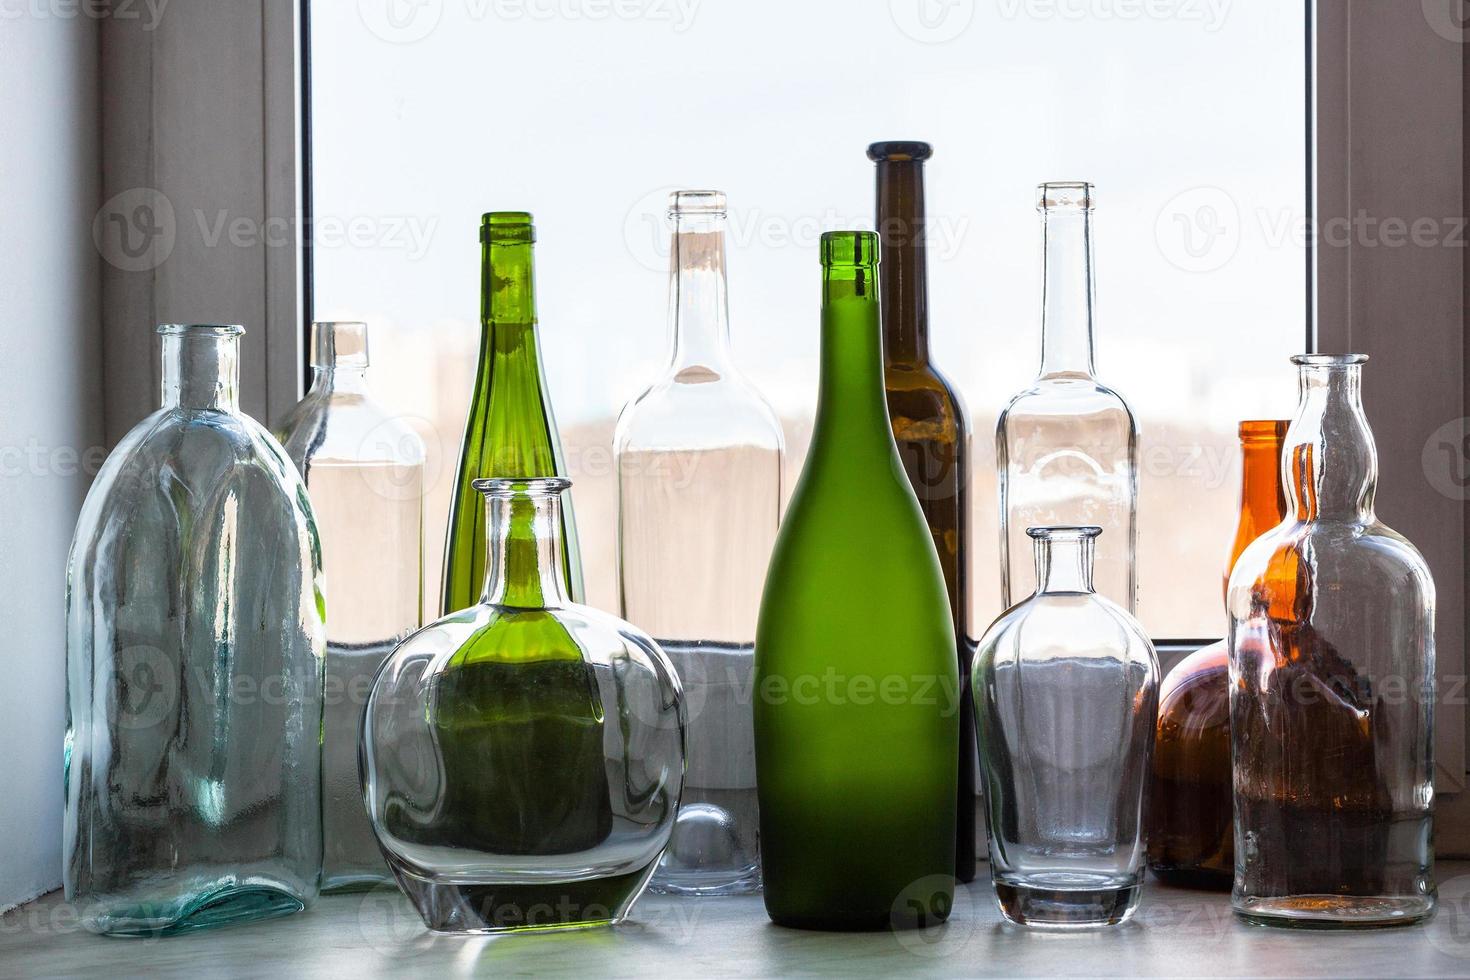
443, 212, 583, 614
973, 526, 1159, 929
997, 182, 1138, 613
65, 324, 325, 936
1228, 354, 1435, 928
1147, 420, 1287, 890
754, 232, 958, 931
278, 321, 426, 893
615, 190, 782, 896
869, 141, 977, 882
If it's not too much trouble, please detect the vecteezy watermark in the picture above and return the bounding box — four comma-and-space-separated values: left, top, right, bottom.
358, 0, 699, 44
1422, 0, 1470, 44
1155, 186, 1241, 274
1423, 417, 1470, 501
891, 874, 973, 957
758, 669, 967, 718
94, 188, 177, 274
0, 439, 107, 478
0, 0, 169, 30
889, 0, 976, 44
995, 0, 1231, 31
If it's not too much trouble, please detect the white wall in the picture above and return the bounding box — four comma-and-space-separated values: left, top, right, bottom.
0, 13, 102, 910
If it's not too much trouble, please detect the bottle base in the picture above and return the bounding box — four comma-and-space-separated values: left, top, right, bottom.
389, 863, 654, 934
1234, 893, 1435, 929
321, 872, 395, 895
79, 884, 308, 938
994, 878, 1142, 929
650, 869, 762, 897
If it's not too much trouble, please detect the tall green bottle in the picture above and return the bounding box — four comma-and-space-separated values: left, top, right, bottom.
753, 231, 958, 931
443, 212, 584, 614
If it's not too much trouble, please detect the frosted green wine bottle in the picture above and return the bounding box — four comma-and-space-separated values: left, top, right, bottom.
754, 231, 959, 931
443, 212, 584, 613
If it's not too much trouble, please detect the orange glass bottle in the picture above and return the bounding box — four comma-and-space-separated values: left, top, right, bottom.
1146, 420, 1288, 889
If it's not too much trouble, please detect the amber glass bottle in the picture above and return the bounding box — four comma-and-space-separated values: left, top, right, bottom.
1146, 420, 1288, 889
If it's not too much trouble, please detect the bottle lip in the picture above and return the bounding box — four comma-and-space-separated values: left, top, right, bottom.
820, 230, 879, 267
472, 477, 572, 497
867, 140, 932, 162
310, 320, 369, 368
1036, 182, 1095, 212
1239, 419, 1291, 442
669, 190, 726, 216
1027, 524, 1103, 540
1291, 353, 1368, 367
157, 323, 245, 337
481, 211, 535, 245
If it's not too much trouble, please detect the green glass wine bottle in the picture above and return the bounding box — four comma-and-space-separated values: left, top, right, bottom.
443, 212, 584, 614
869, 140, 976, 884
754, 231, 959, 931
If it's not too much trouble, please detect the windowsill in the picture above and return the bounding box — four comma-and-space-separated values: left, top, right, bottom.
5, 864, 1468, 977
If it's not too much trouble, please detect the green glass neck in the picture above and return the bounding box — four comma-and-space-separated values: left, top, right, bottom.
482, 239, 537, 329
871, 143, 930, 366
482, 488, 569, 609
814, 243, 892, 454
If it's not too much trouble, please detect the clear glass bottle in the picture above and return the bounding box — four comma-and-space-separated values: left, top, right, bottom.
1228, 354, 1435, 928
997, 182, 1138, 613
973, 525, 1158, 929
1147, 419, 1288, 890
615, 190, 782, 896
362, 478, 687, 934
65, 324, 325, 936
278, 321, 425, 894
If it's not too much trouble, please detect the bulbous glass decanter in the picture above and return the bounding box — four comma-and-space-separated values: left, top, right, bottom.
362, 478, 687, 934
278, 321, 426, 894
1228, 354, 1435, 929
973, 525, 1158, 929
615, 190, 783, 897
65, 324, 325, 936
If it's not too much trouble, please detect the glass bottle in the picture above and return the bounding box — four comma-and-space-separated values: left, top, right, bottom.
614, 190, 782, 896
997, 182, 1138, 613
1228, 354, 1435, 928
973, 526, 1159, 929
754, 232, 958, 931
1147, 419, 1288, 890
443, 212, 583, 615
64, 324, 325, 936
869, 141, 977, 883
277, 321, 426, 894
362, 478, 686, 934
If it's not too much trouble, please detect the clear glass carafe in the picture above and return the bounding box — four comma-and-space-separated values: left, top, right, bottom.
362, 478, 687, 934
278, 321, 425, 893
64, 324, 325, 936
973, 526, 1158, 929
997, 182, 1138, 613
1228, 354, 1435, 928
614, 190, 783, 896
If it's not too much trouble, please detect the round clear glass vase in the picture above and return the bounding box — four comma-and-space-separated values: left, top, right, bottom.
973, 525, 1159, 929
361, 478, 687, 934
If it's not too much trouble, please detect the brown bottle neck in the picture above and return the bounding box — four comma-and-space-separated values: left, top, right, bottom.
874, 158, 929, 366
1226, 421, 1290, 595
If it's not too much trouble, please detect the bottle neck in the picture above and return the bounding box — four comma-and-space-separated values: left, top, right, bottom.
482, 240, 537, 330
874, 158, 929, 366
1038, 207, 1097, 378
482, 490, 569, 609
308, 320, 370, 396
666, 210, 733, 374
162, 333, 241, 412
816, 263, 891, 443
1285, 361, 1377, 524
1033, 531, 1097, 595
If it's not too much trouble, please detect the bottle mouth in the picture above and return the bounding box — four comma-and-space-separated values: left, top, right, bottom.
669, 190, 726, 216
1027, 525, 1103, 541
157, 323, 245, 337
820, 230, 879, 268
473, 477, 572, 497
311, 321, 369, 367
867, 140, 932, 163
1036, 182, 1095, 212
1239, 419, 1291, 442
1291, 353, 1368, 367
481, 211, 535, 245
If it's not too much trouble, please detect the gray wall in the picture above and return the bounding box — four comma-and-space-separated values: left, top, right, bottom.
0, 14, 103, 910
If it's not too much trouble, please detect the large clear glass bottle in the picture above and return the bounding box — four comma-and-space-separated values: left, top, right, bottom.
973, 526, 1159, 929
614, 190, 782, 896
443, 212, 583, 614
754, 232, 958, 931
997, 182, 1138, 613
362, 478, 686, 934
1147, 419, 1288, 890
65, 324, 325, 936
1228, 354, 1435, 928
277, 321, 425, 893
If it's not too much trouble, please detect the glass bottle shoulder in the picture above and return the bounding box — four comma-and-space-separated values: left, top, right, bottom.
975, 591, 1156, 672
279, 387, 426, 470
614, 365, 784, 456
885, 360, 969, 436
998, 374, 1137, 431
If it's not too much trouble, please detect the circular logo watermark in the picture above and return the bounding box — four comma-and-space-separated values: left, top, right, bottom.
623, 186, 678, 274
1423, 0, 1470, 43
358, 0, 443, 44
114, 645, 176, 731
355, 883, 426, 952
1422, 417, 1470, 501
889, 0, 976, 44
93, 187, 175, 273
1429, 874, 1470, 958
356, 414, 441, 502
890, 873, 972, 957
1155, 185, 1241, 273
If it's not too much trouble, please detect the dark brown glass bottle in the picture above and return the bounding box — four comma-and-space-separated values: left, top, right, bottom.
1147, 420, 1288, 889
869, 141, 976, 883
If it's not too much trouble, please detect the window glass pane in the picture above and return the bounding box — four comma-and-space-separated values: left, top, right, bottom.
309, 1, 1306, 637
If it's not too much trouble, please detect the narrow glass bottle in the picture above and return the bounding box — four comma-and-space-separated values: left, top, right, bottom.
443, 212, 583, 614
1228, 355, 1435, 928
615, 190, 783, 896
1147, 420, 1287, 890
278, 321, 426, 893
870, 141, 977, 883
997, 182, 1138, 613
65, 324, 324, 936
754, 232, 958, 931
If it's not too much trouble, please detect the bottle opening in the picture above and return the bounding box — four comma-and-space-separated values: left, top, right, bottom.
669, 190, 726, 216
1291, 353, 1368, 367
820, 231, 879, 268
867, 140, 932, 163
1026, 524, 1103, 541
157, 323, 245, 337
472, 477, 572, 497
1239, 419, 1291, 442
311, 321, 369, 368
481, 211, 535, 245
1036, 182, 1095, 212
